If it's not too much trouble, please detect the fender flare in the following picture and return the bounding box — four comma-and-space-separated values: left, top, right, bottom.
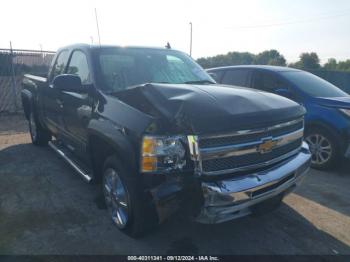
87, 118, 138, 175
21, 89, 34, 119
305, 120, 341, 139
305, 120, 345, 152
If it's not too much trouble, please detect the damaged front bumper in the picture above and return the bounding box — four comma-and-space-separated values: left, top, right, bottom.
195, 142, 311, 224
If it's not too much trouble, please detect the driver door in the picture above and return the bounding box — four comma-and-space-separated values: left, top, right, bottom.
43, 50, 70, 135
60, 50, 94, 161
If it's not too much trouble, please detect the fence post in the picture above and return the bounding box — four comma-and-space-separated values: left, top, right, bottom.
9, 41, 18, 112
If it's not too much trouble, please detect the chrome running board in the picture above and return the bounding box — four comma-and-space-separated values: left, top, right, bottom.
48, 141, 92, 183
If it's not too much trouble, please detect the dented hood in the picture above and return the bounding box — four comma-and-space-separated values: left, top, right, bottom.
112, 83, 305, 135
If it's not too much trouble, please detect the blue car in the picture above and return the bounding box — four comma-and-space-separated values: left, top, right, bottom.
207, 65, 350, 169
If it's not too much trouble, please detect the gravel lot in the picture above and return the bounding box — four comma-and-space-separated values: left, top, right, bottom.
0, 114, 349, 255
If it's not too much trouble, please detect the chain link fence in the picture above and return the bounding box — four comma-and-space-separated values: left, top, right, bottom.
0, 48, 55, 114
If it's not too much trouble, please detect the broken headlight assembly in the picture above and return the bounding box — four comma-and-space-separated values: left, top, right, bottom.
141, 136, 186, 173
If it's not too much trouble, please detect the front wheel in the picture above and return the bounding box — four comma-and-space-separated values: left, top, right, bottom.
103, 166, 131, 229
305, 128, 339, 170
28, 110, 51, 146
102, 155, 158, 237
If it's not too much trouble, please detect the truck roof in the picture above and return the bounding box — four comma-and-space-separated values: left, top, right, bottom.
57, 43, 175, 53
207, 65, 303, 73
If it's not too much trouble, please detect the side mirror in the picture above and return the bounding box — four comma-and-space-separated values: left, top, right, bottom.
53, 74, 85, 93
208, 72, 219, 82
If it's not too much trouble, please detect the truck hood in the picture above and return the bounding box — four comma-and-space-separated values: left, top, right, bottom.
312, 96, 350, 109
112, 83, 305, 135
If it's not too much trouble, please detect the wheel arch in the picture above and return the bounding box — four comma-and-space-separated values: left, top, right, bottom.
87, 119, 138, 182
21, 89, 34, 120
305, 120, 341, 144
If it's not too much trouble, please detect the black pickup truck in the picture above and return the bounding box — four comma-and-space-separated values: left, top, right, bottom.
21, 44, 311, 237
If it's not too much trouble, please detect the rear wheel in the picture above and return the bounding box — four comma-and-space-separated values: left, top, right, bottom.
28, 110, 51, 146
102, 155, 158, 237
305, 128, 339, 170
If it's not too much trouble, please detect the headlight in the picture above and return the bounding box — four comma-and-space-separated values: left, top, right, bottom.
339, 108, 350, 118
141, 136, 186, 173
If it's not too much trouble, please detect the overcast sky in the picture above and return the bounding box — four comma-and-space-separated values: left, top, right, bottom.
1, 0, 349, 63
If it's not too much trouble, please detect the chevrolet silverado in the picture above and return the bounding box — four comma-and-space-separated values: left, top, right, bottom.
21, 44, 311, 237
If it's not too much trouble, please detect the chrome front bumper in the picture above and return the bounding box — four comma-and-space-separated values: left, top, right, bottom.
195, 142, 311, 224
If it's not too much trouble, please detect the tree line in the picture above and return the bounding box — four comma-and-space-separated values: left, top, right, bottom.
196, 50, 350, 72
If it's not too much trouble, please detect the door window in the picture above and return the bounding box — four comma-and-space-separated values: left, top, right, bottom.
252, 70, 301, 101
221, 69, 251, 87
252, 71, 286, 92
67, 51, 91, 84
50, 50, 69, 82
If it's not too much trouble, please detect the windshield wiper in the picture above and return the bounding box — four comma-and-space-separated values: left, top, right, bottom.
183, 80, 216, 85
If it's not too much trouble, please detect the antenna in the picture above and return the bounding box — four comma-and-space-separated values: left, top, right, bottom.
189, 22, 193, 57
94, 8, 101, 46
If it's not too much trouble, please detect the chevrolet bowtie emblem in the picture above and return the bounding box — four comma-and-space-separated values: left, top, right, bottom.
258, 139, 278, 154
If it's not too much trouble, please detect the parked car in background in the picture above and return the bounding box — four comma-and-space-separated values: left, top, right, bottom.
21, 44, 311, 237
207, 65, 350, 169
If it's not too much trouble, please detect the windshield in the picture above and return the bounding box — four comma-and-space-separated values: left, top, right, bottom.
94, 47, 214, 92
281, 71, 348, 98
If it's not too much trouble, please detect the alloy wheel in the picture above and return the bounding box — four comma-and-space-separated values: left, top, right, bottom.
305, 134, 332, 166
103, 168, 130, 228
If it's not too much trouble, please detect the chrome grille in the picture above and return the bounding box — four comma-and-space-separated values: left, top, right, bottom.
199, 119, 303, 148
202, 139, 302, 173
188, 118, 304, 176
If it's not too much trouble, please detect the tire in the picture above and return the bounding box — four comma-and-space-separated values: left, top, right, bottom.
102, 155, 158, 238
305, 127, 340, 170
28, 110, 51, 146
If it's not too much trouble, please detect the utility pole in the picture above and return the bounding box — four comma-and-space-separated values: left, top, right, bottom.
189, 22, 193, 57
95, 8, 101, 46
